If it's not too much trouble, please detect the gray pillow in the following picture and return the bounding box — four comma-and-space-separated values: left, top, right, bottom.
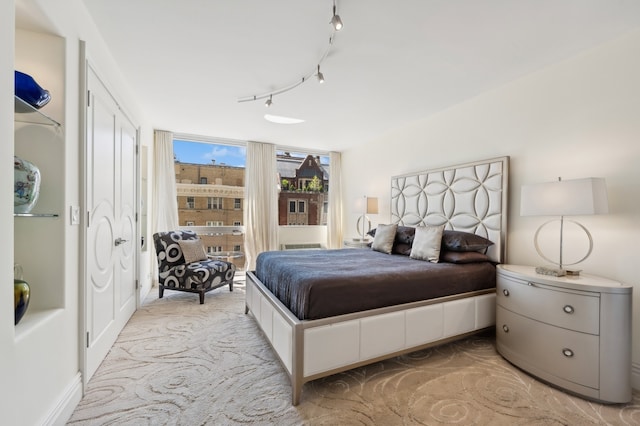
178, 239, 208, 263
441, 230, 493, 252
371, 223, 398, 254
410, 225, 445, 262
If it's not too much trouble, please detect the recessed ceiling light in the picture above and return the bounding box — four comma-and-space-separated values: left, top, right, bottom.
264, 114, 305, 124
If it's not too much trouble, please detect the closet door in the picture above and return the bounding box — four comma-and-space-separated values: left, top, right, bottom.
84, 64, 138, 382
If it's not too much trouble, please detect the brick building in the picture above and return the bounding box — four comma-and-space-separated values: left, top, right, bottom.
277, 153, 329, 226
175, 162, 245, 267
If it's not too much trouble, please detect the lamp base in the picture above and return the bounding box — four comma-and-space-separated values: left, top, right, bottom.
535, 266, 566, 277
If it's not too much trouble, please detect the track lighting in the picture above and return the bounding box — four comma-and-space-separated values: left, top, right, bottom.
317, 65, 325, 84
331, 1, 343, 31
238, 1, 343, 105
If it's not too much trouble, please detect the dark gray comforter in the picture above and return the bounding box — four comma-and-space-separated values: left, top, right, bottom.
255, 248, 496, 320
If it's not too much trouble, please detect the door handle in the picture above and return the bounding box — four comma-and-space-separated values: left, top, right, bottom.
114, 237, 128, 246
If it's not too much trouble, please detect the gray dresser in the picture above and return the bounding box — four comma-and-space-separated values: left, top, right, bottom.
496, 264, 632, 403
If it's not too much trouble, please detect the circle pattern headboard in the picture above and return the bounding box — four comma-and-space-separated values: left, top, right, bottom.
390, 156, 509, 263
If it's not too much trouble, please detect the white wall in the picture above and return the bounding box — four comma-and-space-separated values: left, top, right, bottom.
0, 3, 16, 425
2, 0, 153, 424
342, 29, 640, 387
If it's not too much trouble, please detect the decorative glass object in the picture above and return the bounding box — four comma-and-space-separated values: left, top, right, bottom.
13, 264, 30, 325
15, 70, 51, 109
14, 156, 41, 214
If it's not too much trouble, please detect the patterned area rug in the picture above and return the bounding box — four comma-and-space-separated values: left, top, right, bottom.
68, 279, 640, 425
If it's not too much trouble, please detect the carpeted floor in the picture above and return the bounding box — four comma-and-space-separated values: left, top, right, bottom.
68, 278, 640, 425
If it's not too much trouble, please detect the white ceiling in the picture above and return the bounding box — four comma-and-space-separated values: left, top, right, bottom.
49, 1, 640, 151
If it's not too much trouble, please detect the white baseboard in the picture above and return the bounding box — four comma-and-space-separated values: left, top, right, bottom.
631, 362, 640, 391
41, 372, 83, 426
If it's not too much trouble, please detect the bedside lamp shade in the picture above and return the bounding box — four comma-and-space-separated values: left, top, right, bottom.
366, 197, 379, 215
521, 177, 608, 217
520, 177, 609, 275
355, 196, 378, 241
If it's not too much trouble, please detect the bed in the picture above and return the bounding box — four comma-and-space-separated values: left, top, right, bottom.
245, 156, 509, 405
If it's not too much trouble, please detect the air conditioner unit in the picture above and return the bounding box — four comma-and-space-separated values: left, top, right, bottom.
280, 243, 324, 251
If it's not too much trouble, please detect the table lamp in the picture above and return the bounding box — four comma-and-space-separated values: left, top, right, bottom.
355, 196, 378, 241
520, 177, 608, 276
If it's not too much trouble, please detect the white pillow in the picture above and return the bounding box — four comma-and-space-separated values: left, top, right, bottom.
371, 223, 398, 254
410, 225, 445, 262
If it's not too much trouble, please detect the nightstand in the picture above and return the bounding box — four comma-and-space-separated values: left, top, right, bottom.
343, 239, 371, 248
496, 264, 632, 403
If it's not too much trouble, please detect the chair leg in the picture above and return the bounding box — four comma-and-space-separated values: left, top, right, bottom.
159, 285, 164, 299
199, 291, 205, 304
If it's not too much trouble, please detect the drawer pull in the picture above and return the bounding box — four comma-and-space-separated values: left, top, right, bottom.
563, 305, 575, 314
562, 348, 574, 358
502, 289, 510, 297
502, 325, 509, 333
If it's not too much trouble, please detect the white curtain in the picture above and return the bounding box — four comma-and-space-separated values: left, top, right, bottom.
244, 141, 279, 270
152, 130, 179, 233
327, 151, 344, 248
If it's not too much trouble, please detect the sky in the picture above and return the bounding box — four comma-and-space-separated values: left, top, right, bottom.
173, 139, 329, 167
173, 139, 247, 167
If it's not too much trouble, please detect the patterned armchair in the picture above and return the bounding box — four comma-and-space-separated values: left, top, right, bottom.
153, 230, 236, 304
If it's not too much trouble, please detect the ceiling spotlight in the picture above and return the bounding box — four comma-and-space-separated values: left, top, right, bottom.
331, 1, 343, 31
317, 65, 325, 84
237, 1, 342, 105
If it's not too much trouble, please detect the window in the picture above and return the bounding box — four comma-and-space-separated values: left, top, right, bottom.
288, 200, 306, 213
276, 151, 329, 226
208, 197, 223, 210
174, 138, 247, 270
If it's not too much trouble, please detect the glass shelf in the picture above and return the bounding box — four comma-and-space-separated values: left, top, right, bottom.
14, 213, 59, 218
14, 96, 61, 127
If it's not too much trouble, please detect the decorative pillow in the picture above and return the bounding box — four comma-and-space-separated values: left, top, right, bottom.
178, 239, 208, 263
371, 223, 398, 254
441, 230, 494, 252
440, 251, 491, 264
410, 225, 445, 262
394, 226, 416, 245
393, 243, 412, 256
368, 226, 415, 255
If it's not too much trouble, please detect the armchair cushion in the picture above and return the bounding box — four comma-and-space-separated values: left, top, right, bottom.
178, 239, 208, 263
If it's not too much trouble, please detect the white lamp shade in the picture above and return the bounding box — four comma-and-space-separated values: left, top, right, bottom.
367, 197, 379, 214
521, 177, 608, 217
354, 196, 379, 214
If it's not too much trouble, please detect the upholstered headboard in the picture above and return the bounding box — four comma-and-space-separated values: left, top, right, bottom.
390, 157, 509, 263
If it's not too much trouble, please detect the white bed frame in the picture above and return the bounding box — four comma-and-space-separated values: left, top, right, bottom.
245, 156, 509, 405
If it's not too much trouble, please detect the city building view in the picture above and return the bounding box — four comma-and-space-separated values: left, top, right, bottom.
174, 143, 329, 270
